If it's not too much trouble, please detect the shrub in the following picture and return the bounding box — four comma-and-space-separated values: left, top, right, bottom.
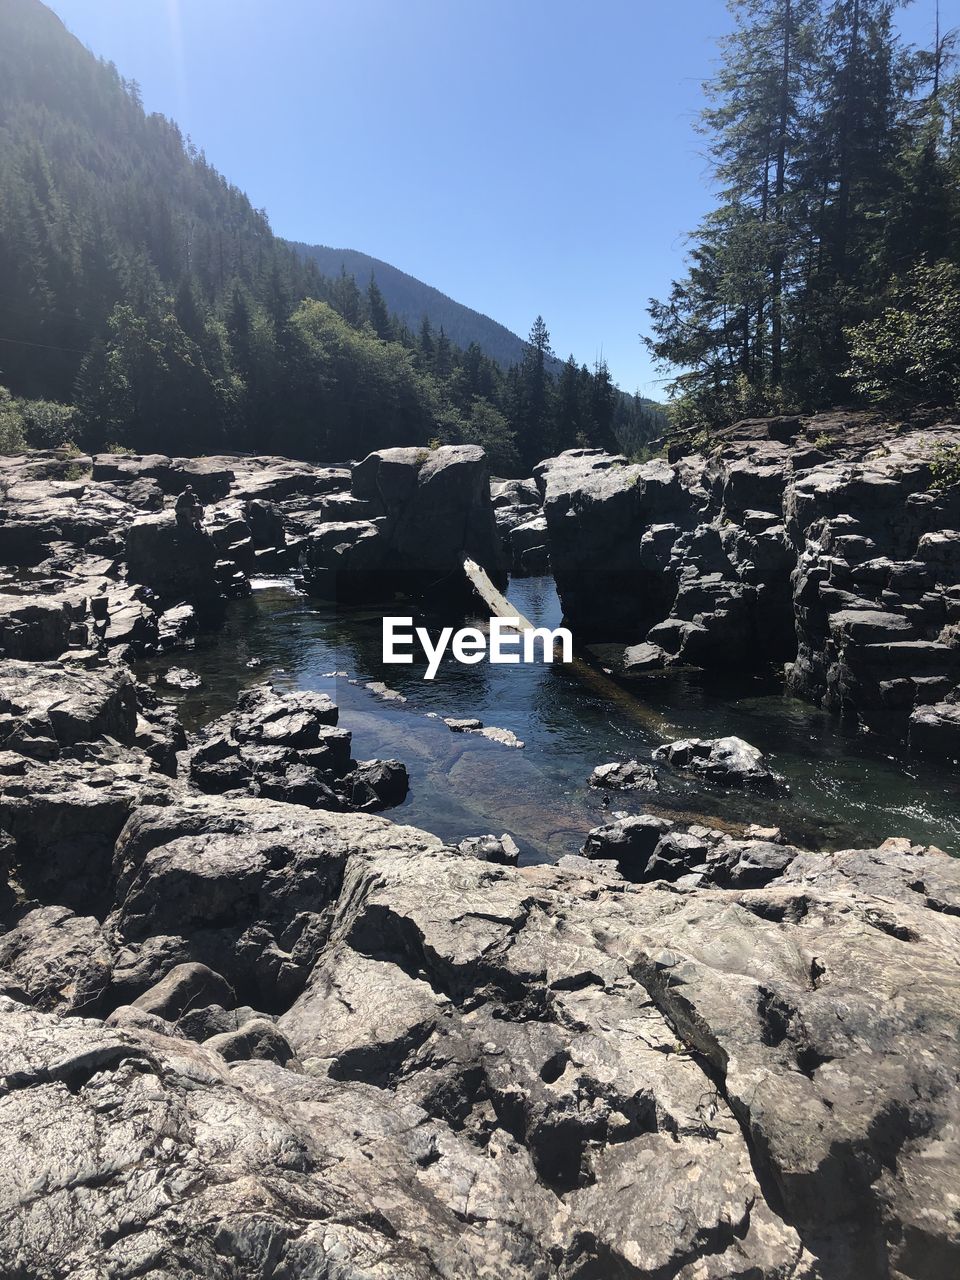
846, 260, 960, 408
929, 441, 960, 489
0, 387, 26, 453
17, 397, 77, 448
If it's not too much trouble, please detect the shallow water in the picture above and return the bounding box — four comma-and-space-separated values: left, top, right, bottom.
137, 576, 960, 862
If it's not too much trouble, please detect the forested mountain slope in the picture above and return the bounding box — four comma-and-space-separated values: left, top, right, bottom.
291, 243, 551, 373
0, 0, 324, 404
0, 0, 663, 470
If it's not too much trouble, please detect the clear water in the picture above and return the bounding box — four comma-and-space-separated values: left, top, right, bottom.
136, 576, 960, 863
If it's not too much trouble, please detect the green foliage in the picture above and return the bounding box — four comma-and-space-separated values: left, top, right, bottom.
459, 397, 520, 475
0, 385, 78, 452
846, 261, 960, 408
16, 397, 77, 448
929, 441, 960, 489
629, 440, 667, 463
813, 431, 834, 449
649, 0, 960, 425
0, 0, 669, 474
0, 387, 27, 454
284, 300, 438, 459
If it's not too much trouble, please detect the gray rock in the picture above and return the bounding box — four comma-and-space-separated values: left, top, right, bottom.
908, 700, 960, 761
126, 511, 226, 609
131, 962, 235, 1020
0, 906, 112, 1013
305, 445, 506, 603
456, 833, 521, 865
653, 734, 784, 789
205, 1017, 296, 1066
588, 759, 659, 791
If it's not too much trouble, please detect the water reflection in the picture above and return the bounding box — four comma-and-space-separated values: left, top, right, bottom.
136, 577, 960, 862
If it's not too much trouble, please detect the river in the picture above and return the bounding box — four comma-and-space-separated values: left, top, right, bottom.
136, 575, 960, 861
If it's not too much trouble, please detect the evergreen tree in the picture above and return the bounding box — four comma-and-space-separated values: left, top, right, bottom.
365, 274, 393, 340
517, 316, 556, 470
647, 0, 959, 426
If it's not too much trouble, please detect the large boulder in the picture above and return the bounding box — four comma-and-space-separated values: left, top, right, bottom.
0, 592, 85, 660
125, 511, 223, 609
304, 445, 506, 602
105, 795, 443, 1009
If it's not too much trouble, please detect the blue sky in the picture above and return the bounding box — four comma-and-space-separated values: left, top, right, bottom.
47, 0, 947, 398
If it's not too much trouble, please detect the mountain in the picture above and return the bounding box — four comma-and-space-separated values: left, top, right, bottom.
0, 0, 326, 404
290, 243, 562, 374
0, 0, 665, 470
292, 243, 670, 435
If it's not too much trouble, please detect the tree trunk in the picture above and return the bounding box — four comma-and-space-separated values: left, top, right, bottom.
771, 0, 791, 388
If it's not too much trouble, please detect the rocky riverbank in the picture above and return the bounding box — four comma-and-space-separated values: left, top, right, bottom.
538, 411, 960, 762
0, 643, 958, 1277
1, 430, 959, 1276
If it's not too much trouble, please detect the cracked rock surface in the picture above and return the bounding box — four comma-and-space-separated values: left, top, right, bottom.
0, 770, 957, 1276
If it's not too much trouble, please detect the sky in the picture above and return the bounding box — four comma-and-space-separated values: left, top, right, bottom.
46, 0, 948, 399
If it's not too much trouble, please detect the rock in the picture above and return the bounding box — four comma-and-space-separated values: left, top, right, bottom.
186, 684, 409, 814
908, 700, 960, 761
0, 592, 79, 659
440, 717, 524, 748
131, 962, 235, 1020
582, 814, 674, 877
125, 511, 226, 610
0, 906, 112, 1014
0, 660, 139, 754
300, 519, 387, 600
509, 514, 550, 576
346, 759, 409, 810
477, 725, 524, 748
363, 680, 407, 702
205, 1017, 296, 1066
535, 419, 960, 748
540, 450, 693, 637
621, 640, 668, 674
106, 796, 440, 1008
456, 834, 521, 866
588, 759, 659, 791
306, 445, 506, 602
0, 790, 956, 1274
0, 753, 175, 911
162, 666, 201, 690
653, 734, 784, 789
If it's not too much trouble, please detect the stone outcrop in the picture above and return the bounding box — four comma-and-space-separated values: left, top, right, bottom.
303, 444, 506, 601
588, 758, 659, 790
491, 476, 550, 574
0, 782, 957, 1276
2, 438, 960, 1275
186, 682, 409, 813
540, 414, 960, 752
0, 590, 957, 1274
0, 449, 297, 660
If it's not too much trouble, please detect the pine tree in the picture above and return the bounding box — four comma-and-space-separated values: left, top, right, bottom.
365, 274, 393, 340
646, 0, 953, 426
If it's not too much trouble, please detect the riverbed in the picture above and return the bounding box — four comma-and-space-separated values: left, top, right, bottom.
137, 576, 960, 861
